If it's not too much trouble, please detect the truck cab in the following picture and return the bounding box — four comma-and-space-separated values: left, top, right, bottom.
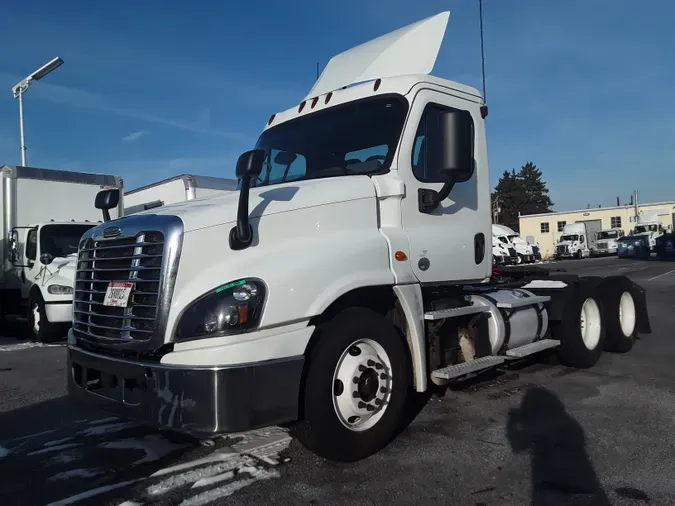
7, 221, 96, 341
594, 228, 625, 256
556, 222, 590, 259
492, 224, 535, 264
632, 220, 664, 251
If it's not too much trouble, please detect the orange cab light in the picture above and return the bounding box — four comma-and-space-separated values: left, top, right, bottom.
394, 251, 407, 261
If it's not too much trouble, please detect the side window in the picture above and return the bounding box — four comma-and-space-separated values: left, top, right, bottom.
411, 104, 473, 183
261, 149, 307, 185
580, 235, 585, 243
26, 229, 37, 261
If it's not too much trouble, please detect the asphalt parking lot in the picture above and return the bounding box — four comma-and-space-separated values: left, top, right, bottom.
1, 256, 674, 506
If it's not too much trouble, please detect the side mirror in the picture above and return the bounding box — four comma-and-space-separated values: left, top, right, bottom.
40, 253, 54, 265
95, 188, 120, 222
438, 109, 474, 183
235, 149, 265, 179
418, 109, 474, 214
230, 149, 266, 251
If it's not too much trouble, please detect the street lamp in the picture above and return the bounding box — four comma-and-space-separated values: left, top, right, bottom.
11, 57, 64, 166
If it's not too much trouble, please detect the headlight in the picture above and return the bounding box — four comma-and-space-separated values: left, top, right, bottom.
48, 284, 73, 295
175, 278, 266, 341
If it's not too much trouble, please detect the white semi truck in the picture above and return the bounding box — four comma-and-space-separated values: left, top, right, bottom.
594, 228, 625, 256
492, 224, 535, 264
632, 212, 667, 251
124, 174, 238, 215
555, 221, 601, 259
1, 165, 123, 341
66, 12, 651, 463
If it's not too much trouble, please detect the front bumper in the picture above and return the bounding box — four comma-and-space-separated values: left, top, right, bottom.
594, 248, 617, 255
67, 336, 304, 436
44, 301, 73, 323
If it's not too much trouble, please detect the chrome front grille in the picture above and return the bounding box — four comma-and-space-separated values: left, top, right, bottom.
597, 242, 607, 249
71, 214, 184, 349
557, 245, 568, 254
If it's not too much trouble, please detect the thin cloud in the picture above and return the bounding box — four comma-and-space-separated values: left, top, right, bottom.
0, 73, 249, 141
122, 130, 149, 142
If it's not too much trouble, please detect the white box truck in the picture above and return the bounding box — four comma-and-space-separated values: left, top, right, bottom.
66, 12, 651, 463
1, 165, 123, 341
124, 174, 238, 215
555, 221, 601, 259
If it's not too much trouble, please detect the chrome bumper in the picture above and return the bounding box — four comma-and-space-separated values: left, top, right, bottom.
67, 334, 304, 436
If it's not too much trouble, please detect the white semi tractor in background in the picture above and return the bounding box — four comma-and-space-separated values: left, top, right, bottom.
124, 174, 238, 215
594, 228, 625, 256
555, 221, 602, 259
632, 212, 669, 252
1, 165, 123, 341
492, 224, 537, 264
66, 12, 651, 463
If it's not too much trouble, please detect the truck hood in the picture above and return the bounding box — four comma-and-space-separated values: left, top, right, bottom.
41, 254, 78, 287
557, 241, 577, 247
135, 176, 377, 232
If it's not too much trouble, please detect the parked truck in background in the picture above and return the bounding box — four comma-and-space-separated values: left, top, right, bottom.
65, 12, 650, 463
594, 228, 625, 256
555, 221, 601, 259
632, 212, 668, 252
492, 224, 535, 264
124, 174, 238, 216
1, 165, 124, 341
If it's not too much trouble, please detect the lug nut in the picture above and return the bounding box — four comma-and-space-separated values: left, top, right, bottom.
380, 373, 388, 380
380, 387, 388, 394
366, 404, 375, 412
358, 365, 367, 372
352, 391, 360, 398
358, 401, 367, 409
367, 360, 375, 367
374, 399, 383, 406
352, 377, 360, 384
375, 363, 384, 370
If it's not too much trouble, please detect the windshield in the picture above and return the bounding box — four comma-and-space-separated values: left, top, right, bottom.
249, 95, 408, 188
507, 234, 521, 242
41, 224, 95, 258
598, 231, 619, 239
634, 225, 658, 234
497, 236, 509, 244
560, 234, 579, 242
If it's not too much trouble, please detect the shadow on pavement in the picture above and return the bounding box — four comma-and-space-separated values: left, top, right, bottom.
507, 386, 611, 506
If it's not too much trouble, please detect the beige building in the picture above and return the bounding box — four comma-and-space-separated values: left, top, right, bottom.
518, 201, 675, 259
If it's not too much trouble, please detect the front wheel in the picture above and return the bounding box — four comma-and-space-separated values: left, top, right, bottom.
294, 307, 411, 462
29, 296, 60, 343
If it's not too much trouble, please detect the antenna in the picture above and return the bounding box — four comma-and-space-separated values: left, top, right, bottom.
479, 0, 487, 104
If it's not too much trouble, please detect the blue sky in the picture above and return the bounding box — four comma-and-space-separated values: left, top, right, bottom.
0, 0, 673, 211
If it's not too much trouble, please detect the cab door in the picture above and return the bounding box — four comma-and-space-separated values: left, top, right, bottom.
18, 227, 39, 300
397, 88, 491, 284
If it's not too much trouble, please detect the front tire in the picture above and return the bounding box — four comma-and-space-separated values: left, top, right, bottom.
552, 285, 605, 368
29, 296, 60, 343
294, 307, 411, 462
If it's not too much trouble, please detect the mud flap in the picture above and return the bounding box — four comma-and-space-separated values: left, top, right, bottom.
592, 275, 651, 335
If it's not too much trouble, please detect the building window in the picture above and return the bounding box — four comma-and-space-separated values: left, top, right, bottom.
611, 216, 622, 228
541, 222, 550, 233
557, 221, 566, 232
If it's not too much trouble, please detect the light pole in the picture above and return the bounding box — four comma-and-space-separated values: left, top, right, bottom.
11, 57, 64, 166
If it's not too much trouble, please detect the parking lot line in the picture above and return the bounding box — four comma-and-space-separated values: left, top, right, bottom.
648, 269, 675, 282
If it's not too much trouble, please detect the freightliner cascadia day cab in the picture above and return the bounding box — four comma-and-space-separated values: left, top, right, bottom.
66, 12, 651, 462
124, 174, 238, 216
1, 165, 124, 341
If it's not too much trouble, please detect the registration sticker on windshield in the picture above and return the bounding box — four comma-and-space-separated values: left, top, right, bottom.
103, 282, 133, 307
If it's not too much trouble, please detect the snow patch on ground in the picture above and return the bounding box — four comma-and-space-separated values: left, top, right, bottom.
99, 434, 190, 465
48, 468, 105, 482
0, 340, 65, 352
77, 422, 136, 437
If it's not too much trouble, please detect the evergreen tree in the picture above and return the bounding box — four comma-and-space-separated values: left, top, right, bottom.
492, 162, 554, 232
518, 162, 554, 216
493, 169, 522, 231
